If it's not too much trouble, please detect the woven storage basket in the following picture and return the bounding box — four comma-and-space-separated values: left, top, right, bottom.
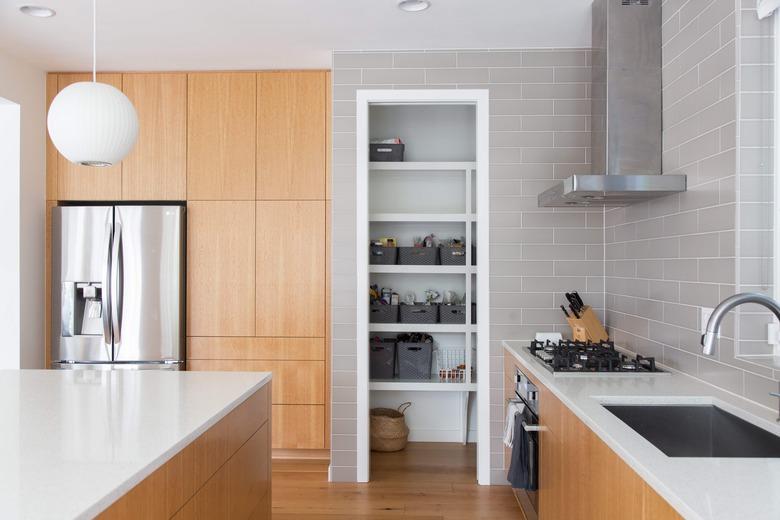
371, 402, 411, 452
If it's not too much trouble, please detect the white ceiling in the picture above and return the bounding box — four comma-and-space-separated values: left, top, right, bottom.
0, 0, 592, 71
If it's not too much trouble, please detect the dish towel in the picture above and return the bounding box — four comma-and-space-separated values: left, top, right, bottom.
503, 402, 525, 448
507, 407, 538, 490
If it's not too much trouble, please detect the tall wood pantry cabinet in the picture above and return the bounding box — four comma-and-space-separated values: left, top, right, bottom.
45, 70, 331, 452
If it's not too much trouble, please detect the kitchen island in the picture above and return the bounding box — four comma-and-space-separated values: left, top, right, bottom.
0, 369, 271, 519
504, 340, 780, 520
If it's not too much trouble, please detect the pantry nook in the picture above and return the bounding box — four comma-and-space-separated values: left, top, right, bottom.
355, 89, 489, 483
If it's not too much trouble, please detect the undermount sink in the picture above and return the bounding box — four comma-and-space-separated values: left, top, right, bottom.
604, 404, 780, 458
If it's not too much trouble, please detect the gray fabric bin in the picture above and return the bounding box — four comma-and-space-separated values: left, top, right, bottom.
398, 247, 438, 265
440, 246, 466, 266
370, 246, 397, 265
440, 304, 466, 324
370, 303, 399, 323
399, 304, 438, 324
370, 143, 404, 162
370, 338, 396, 379
397, 342, 433, 380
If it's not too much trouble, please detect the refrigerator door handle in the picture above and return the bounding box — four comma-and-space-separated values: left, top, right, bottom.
101, 216, 113, 350
111, 218, 124, 349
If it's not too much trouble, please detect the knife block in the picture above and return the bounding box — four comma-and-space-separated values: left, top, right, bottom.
566, 306, 608, 342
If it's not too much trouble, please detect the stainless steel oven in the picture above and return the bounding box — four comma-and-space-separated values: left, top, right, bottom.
509, 367, 541, 520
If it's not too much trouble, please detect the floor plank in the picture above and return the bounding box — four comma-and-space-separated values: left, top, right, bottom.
272, 442, 520, 519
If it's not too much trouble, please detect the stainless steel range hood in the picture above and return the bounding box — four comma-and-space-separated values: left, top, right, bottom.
538, 0, 686, 208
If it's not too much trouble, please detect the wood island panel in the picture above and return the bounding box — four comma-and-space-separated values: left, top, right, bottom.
97, 383, 270, 520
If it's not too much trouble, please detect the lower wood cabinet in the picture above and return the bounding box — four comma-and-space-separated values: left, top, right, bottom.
187, 338, 327, 450
503, 352, 681, 520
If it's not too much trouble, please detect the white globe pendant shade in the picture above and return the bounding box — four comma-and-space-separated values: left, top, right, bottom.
47, 81, 139, 167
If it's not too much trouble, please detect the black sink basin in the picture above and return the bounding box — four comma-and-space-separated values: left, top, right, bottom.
604, 404, 780, 458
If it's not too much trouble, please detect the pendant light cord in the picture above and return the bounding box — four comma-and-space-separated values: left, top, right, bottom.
92, 0, 96, 82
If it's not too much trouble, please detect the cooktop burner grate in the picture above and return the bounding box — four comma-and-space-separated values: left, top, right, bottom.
528, 339, 661, 373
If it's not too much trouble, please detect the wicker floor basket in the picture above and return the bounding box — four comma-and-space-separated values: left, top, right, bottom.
370, 402, 411, 452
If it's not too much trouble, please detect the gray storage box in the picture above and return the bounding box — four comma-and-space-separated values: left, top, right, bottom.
370, 338, 396, 379
440, 304, 466, 324
397, 341, 433, 380
370, 246, 397, 265
370, 143, 405, 162
398, 247, 438, 265
472, 302, 477, 324
440, 246, 466, 266
370, 303, 399, 323
472, 245, 477, 266
400, 303, 438, 324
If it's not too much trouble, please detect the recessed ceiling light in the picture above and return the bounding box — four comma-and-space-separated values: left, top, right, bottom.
398, 0, 430, 12
19, 5, 56, 18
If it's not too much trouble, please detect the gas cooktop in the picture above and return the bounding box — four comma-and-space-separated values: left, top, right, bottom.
528, 339, 666, 375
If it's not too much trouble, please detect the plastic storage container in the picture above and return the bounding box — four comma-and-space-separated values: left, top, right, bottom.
370, 303, 399, 323
370, 337, 396, 379
399, 303, 438, 324
440, 246, 466, 266
439, 304, 466, 324
370, 245, 398, 265
397, 341, 433, 380
398, 247, 438, 265
369, 143, 405, 162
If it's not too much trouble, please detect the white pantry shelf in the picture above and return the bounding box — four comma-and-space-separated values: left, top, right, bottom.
369, 265, 475, 275
369, 213, 476, 223
369, 323, 476, 333
369, 161, 476, 171
369, 380, 477, 392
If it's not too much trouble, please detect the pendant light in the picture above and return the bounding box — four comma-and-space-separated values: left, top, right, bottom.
47, 0, 138, 167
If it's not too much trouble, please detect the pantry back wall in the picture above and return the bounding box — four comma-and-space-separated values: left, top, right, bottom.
330, 48, 602, 483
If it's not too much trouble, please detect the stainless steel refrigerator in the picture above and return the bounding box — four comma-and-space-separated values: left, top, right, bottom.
51, 205, 185, 370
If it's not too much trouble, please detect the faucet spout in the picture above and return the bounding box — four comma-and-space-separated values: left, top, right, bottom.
701, 293, 780, 356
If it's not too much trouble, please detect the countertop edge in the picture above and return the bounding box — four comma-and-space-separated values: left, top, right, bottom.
78, 372, 272, 520
502, 341, 701, 520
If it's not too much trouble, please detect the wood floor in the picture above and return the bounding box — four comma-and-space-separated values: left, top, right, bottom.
272, 442, 521, 519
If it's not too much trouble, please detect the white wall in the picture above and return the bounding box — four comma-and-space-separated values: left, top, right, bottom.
0, 51, 46, 368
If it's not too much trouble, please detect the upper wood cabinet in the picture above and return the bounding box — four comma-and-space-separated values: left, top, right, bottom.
187, 201, 255, 336
255, 201, 325, 337
122, 73, 187, 200
187, 73, 256, 200
45, 74, 58, 201
256, 71, 327, 200
56, 73, 123, 201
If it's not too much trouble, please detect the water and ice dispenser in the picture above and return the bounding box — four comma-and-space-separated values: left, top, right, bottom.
61, 282, 104, 337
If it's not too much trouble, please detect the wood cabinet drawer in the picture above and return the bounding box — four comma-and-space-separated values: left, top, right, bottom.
187, 337, 325, 361
273, 405, 325, 449
187, 360, 324, 405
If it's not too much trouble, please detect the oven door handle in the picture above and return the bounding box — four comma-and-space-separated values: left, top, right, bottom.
522, 421, 547, 432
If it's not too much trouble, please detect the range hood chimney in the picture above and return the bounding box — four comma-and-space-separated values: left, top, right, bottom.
538, 0, 686, 208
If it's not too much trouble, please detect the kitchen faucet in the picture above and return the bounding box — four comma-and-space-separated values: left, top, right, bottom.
701, 293, 780, 356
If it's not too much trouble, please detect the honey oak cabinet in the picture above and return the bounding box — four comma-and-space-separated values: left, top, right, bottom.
503, 352, 681, 520
55, 73, 123, 201
256, 71, 328, 200
187, 72, 256, 200
255, 201, 326, 337
121, 73, 187, 200
186, 201, 255, 337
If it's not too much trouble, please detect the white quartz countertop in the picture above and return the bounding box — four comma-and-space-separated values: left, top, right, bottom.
503, 340, 780, 520
0, 369, 271, 520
